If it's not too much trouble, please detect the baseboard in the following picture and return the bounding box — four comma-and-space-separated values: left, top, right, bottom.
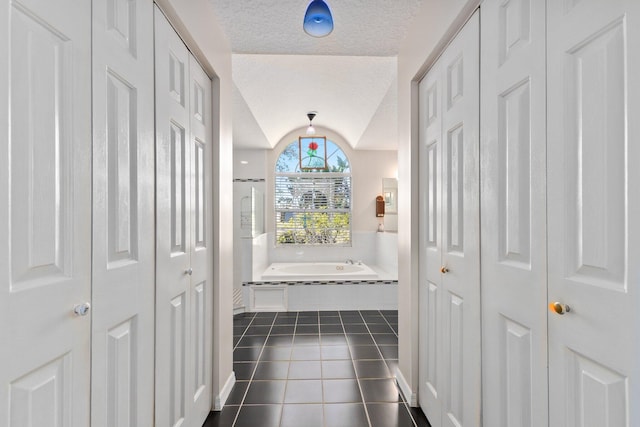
395, 367, 418, 407
233, 306, 245, 315
214, 371, 236, 411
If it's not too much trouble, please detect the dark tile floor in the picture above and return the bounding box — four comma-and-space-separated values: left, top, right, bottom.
203, 310, 431, 427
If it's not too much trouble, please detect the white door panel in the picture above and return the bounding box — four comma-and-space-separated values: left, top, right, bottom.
91, 0, 156, 426
156, 9, 192, 427
547, 0, 640, 425
419, 51, 444, 422
480, 1, 548, 426
440, 14, 480, 427
155, 7, 213, 427
188, 54, 213, 423
419, 11, 480, 427
0, 0, 92, 425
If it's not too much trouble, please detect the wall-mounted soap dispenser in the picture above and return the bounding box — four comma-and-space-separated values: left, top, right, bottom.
376, 195, 385, 217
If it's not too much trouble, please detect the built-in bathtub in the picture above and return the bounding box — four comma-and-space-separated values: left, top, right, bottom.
244, 261, 397, 312
261, 262, 378, 281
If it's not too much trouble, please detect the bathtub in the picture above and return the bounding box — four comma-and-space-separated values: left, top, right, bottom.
261, 262, 378, 281
247, 261, 396, 312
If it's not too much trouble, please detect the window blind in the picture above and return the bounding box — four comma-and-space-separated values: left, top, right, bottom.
275, 173, 351, 245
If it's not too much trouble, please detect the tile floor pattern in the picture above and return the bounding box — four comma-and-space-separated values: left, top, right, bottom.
203, 310, 431, 427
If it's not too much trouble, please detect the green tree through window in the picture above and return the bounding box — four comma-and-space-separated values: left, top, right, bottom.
275, 139, 351, 245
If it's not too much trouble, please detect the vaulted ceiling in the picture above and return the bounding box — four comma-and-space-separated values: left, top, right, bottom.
209, 0, 425, 150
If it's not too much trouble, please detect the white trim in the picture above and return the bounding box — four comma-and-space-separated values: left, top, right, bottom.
412, 1, 481, 82
233, 306, 245, 315
395, 367, 418, 407
214, 371, 236, 410
249, 285, 288, 311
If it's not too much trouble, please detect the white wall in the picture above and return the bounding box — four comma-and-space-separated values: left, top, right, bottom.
396, 0, 479, 405
352, 150, 398, 233
235, 149, 268, 179
155, 0, 234, 409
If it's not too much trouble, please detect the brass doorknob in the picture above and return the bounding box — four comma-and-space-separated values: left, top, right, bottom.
549, 302, 571, 315
440, 266, 449, 274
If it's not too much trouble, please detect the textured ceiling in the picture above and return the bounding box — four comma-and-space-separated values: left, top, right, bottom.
209, 0, 424, 56
209, 0, 425, 150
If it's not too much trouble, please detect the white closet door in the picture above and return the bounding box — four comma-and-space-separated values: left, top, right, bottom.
155, 7, 193, 427
155, 7, 214, 427
91, 0, 156, 426
187, 53, 214, 426
547, 0, 640, 426
419, 11, 480, 427
438, 13, 481, 427
0, 0, 92, 425
418, 43, 444, 424
480, 1, 548, 426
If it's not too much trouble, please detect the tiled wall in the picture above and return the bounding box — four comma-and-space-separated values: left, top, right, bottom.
251, 233, 269, 281
375, 232, 398, 277
267, 231, 377, 265
243, 281, 399, 312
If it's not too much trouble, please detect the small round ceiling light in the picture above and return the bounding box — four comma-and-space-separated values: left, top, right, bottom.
306, 112, 317, 135
303, 0, 334, 38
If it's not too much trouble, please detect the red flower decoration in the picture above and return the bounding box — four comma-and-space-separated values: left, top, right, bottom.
308, 142, 319, 151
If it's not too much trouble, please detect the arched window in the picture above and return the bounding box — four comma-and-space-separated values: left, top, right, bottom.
275, 138, 351, 245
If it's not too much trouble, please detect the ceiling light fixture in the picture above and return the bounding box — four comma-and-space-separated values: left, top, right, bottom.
303, 0, 334, 38
306, 112, 317, 135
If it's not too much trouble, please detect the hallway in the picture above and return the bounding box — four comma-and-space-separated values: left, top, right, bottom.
203, 310, 430, 427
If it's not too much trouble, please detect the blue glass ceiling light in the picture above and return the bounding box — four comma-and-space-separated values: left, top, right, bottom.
303, 0, 334, 37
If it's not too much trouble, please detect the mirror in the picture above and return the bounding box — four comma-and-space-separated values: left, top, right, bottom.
382, 178, 397, 214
